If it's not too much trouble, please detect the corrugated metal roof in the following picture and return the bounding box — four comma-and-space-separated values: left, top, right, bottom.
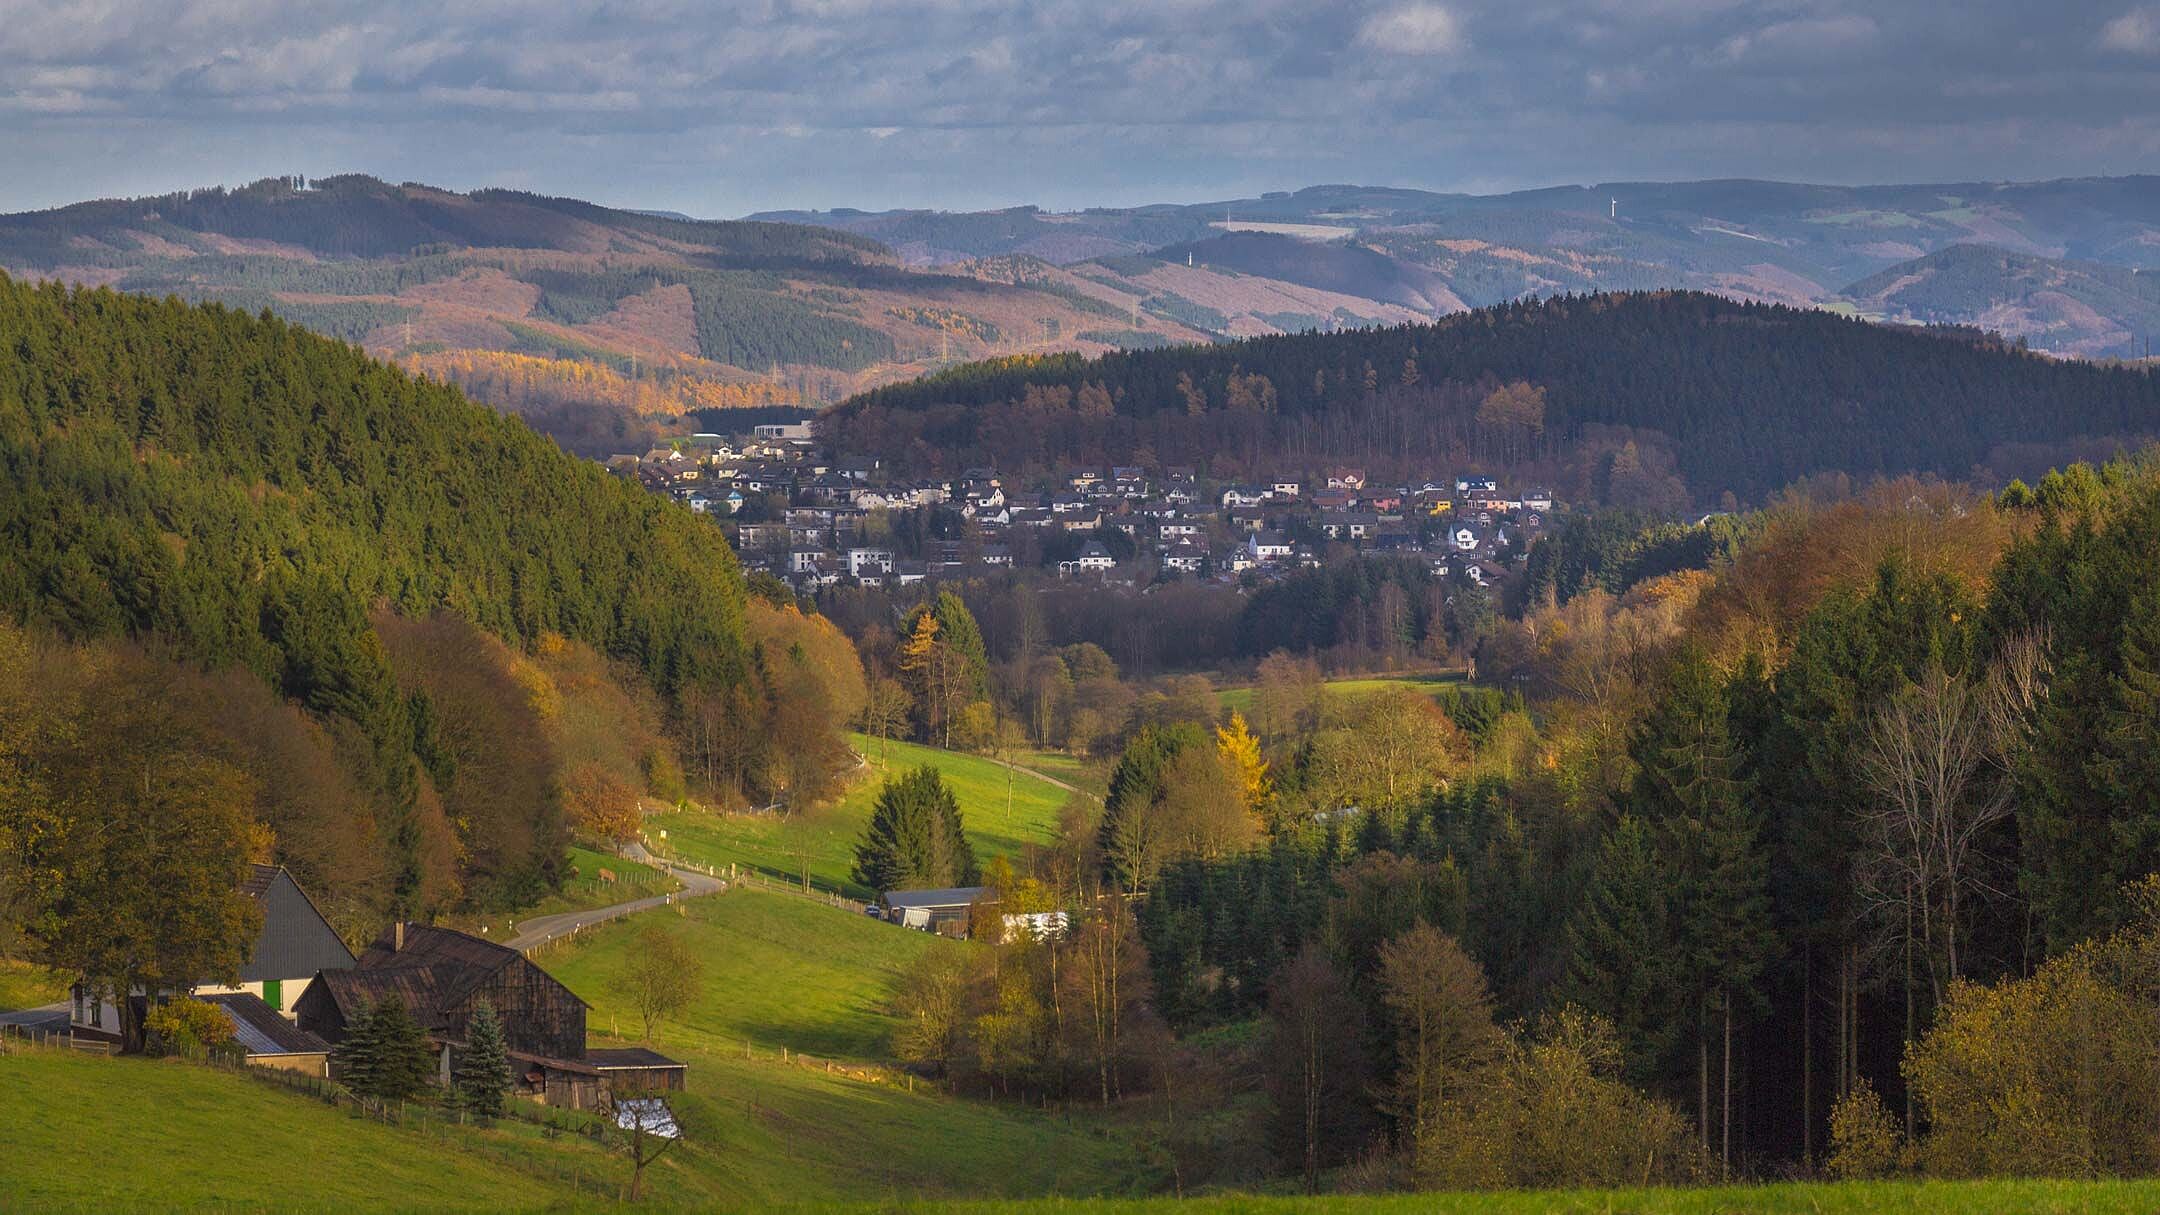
880, 886, 992, 910
203, 993, 329, 1056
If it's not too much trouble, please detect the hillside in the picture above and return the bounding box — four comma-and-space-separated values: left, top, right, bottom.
1838, 244, 2160, 358
762, 176, 2160, 352
0, 1049, 606, 1211
0, 176, 1219, 452
825, 291, 2160, 503
0, 273, 793, 923
648, 734, 1073, 899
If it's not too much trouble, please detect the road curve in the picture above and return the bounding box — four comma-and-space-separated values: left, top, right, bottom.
504, 842, 725, 953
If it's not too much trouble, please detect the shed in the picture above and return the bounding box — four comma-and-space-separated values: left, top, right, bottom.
879, 886, 992, 933
590, 1046, 690, 1093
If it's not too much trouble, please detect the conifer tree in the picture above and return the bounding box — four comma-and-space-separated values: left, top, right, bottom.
851, 765, 978, 892
454, 998, 513, 1118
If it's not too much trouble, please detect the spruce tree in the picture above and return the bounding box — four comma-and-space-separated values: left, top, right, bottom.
333, 999, 384, 1095
454, 998, 513, 1118
851, 765, 978, 892
369, 994, 439, 1103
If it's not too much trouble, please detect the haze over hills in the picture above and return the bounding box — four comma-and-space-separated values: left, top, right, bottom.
760, 176, 2160, 357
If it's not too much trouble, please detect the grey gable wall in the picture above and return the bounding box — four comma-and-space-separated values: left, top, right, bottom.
241, 870, 357, 982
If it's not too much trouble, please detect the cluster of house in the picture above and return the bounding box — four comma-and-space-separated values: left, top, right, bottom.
605, 423, 1552, 593
66, 865, 680, 1110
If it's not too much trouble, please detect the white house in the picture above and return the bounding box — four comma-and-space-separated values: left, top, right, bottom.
1247, 531, 1293, 563
845, 547, 896, 579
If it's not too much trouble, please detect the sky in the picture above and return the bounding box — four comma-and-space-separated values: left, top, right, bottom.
2, 0, 2157, 217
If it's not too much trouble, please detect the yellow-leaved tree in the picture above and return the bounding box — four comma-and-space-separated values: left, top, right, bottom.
1215, 711, 1272, 824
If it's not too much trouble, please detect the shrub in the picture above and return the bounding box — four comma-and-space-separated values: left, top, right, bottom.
1826, 1079, 1904, 1179
145, 998, 236, 1060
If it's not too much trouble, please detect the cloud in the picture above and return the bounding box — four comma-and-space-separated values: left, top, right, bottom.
0, 0, 2152, 215
2100, 7, 2160, 53
1357, 4, 1464, 55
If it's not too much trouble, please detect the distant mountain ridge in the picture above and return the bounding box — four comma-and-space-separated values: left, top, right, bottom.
1838, 244, 2160, 359
757, 176, 2160, 356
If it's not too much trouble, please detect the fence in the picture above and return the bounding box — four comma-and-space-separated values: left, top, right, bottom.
0, 1021, 112, 1054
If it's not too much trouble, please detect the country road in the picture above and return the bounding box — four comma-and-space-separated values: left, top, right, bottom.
504, 841, 726, 953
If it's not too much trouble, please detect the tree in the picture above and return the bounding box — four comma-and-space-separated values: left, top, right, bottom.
1214, 711, 1271, 824
1265, 944, 1372, 1190
1061, 899, 1154, 1105
1, 645, 265, 1054
613, 926, 704, 1043
890, 948, 971, 1076
852, 765, 980, 893
608, 1092, 683, 1202
1376, 923, 1501, 1143
453, 998, 513, 1118
337, 994, 437, 1105
858, 678, 912, 765
1096, 723, 1208, 892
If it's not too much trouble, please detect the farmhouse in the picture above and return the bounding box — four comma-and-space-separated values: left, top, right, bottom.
297, 922, 681, 1108
70, 863, 356, 1042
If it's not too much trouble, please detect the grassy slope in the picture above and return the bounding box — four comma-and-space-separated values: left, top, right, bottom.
1217, 672, 1464, 715
540, 887, 1158, 1204
1015, 749, 1109, 799
0, 957, 66, 1010
908, 1180, 2160, 1214
0, 1049, 606, 1213
650, 735, 1072, 899
453, 844, 678, 939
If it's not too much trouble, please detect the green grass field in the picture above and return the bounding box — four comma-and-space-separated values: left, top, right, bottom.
452, 844, 677, 940
902, 1179, 2160, 1213
1216, 672, 1465, 716
539, 887, 1160, 1204
650, 735, 1074, 899
0, 957, 66, 1011
0, 1048, 613, 1212
1014, 749, 1109, 799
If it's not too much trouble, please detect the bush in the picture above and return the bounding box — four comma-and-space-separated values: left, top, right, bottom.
1826, 1079, 1905, 1179
1414, 1007, 1701, 1190
145, 998, 236, 1060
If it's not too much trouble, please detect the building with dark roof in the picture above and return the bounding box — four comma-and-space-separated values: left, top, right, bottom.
296, 921, 677, 1109
71, 863, 356, 1040
201, 992, 333, 1076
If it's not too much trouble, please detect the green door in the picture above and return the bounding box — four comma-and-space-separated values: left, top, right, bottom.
262, 978, 282, 1011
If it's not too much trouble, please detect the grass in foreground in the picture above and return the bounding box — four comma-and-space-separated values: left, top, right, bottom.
651, 734, 1072, 899
541, 887, 1159, 1204
899, 1178, 2160, 1214
0, 1048, 606, 1212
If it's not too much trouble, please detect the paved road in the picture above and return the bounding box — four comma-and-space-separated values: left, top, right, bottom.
504, 842, 725, 953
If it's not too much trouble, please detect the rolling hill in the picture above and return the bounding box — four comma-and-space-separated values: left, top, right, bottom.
1838, 244, 2160, 359
763, 176, 2160, 356
0, 176, 1228, 453
826, 291, 2160, 503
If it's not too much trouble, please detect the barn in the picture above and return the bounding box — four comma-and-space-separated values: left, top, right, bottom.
296, 922, 608, 1108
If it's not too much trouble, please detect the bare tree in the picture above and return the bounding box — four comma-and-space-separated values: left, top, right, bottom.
611, 926, 704, 1043
1853, 634, 2048, 1000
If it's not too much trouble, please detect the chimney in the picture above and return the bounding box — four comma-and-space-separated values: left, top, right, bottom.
393, 921, 405, 952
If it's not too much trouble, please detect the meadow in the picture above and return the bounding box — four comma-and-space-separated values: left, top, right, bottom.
1215, 671, 1465, 716
537, 886, 1162, 1204
648, 735, 1075, 899
0, 1047, 614, 1212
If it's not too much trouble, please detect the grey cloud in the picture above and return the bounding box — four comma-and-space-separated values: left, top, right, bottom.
0, 0, 2153, 215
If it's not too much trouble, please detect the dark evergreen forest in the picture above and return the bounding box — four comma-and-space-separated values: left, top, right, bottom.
826, 292, 2160, 502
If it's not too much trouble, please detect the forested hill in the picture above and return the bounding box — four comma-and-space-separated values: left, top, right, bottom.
0, 173, 887, 266
0, 273, 755, 917
825, 291, 2160, 504
0, 175, 1223, 452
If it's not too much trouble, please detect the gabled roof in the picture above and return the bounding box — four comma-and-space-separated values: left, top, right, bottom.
238, 865, 357, 983
353, 924, 586, 1015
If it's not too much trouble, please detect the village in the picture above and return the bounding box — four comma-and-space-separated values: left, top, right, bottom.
609, 420, 1556, 595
